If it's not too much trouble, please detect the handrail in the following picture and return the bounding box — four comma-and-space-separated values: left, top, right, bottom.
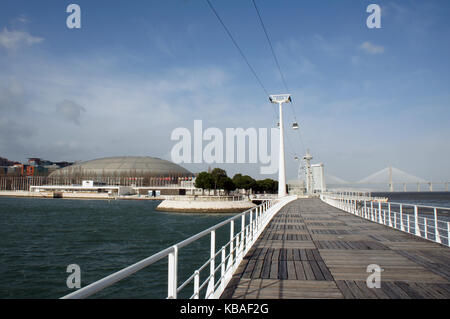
61, 195, 297, 299
377, 201, 450, 211
61, 247, 174, 299
320, 192, 450, 247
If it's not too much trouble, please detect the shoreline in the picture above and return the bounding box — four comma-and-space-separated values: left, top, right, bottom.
0, 191, 164, 201
0, 191, 258, 213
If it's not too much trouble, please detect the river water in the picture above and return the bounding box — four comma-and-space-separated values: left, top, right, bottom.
0, 197, 233, 299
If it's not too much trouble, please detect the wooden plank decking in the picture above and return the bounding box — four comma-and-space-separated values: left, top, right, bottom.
221, 198, 450, 299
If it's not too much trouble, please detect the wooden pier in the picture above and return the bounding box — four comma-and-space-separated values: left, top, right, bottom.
221, 198, 450, 299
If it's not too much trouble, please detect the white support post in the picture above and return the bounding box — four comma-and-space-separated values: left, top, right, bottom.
259, 206, 262, 228
250, 209, 253, 242
220, 247, 226, 293
167, 245, 178, 299
388, 203, 392, 227
393, 205, 397, 229
414, 206, 421, 237
371, 201, 374, 221
193, 270, 200, 299
447, 222, 450, 247
424, 218, 428, 239
378, 202, 382, 224
434, 208, 441, 244
278, 100, 286, 198
400, 204, 405, 231
227, 220, 234, 270
206, 230, 215, 298
241, 215, 245, 257
364, 200, 367, 219
253, 212, 257, 239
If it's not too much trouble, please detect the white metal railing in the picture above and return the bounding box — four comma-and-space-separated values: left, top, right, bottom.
321, 192, 450, 247
61, 195, 297, 299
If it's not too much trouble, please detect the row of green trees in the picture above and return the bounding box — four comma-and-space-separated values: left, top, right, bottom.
194, 168, 278, 194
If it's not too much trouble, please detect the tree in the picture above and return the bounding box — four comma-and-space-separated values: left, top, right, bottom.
233, 174, 257, 194
218, 176, 236, 195
211, 168, 228, 195
255, 178, 278, 194
194, 172, 214, 193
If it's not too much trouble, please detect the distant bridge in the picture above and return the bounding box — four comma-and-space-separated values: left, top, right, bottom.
326, 166, 449, 192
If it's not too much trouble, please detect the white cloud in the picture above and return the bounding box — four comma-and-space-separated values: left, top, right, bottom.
0, 52, 248, 165
359, 41, 385, 55
56, 100, 86, 126
0, 27, 43, 50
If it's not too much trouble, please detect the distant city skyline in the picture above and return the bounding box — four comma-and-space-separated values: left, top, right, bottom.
1, 0, 449, 182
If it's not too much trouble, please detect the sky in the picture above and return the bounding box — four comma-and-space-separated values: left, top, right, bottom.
0, 0, 449, 183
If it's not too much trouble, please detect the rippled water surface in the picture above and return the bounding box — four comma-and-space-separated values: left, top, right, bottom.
0, 197, 233, 299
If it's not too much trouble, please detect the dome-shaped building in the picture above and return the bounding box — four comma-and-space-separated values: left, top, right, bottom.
49, 156, 193, 187
50, 156, 191, 177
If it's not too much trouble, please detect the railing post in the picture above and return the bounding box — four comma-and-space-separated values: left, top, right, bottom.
400, 204, 405, 231
407, 214, 411, 233
433, 208, 441, 244
363, 200, 367, 219
250, 209, 254, 242
447, 222, 450, 247
388, 203, 392, 227
167, 245, 178, 299
206, 230, 215, 298
378, 202, 382, 224
364, 200, 367, 219
228, 220, 234, 270
371, 201, 374, 221
193, 270, 200, 299
424, 218, 428, 239
393, 204, 397, 228
220, 246, 226, 293
253, 209, 257, 237
258, 206, 262, 228
241, 214, 245, 257
414, 205, 421, 237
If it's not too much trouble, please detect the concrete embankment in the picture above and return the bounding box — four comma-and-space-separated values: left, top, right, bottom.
0, 191, 54, 198
156, 199, 256, 213
0, 191, 113, 199
0, 191, 171, 201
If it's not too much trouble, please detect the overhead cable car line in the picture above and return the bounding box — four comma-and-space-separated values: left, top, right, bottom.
206, 0, 300, 158
251, 0, 289, 95
252, 0, 307, 156
206, 0, 269, 96
205, 0, 279, 121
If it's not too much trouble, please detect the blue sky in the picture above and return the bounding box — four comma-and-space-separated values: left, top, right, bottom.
0, 0, 449, 182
